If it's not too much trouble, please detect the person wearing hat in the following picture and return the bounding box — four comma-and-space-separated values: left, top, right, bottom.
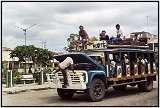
123, 54, 129, 64
122, 54, 129, 76
99, 30, 109, 41
78, 25, 89, 49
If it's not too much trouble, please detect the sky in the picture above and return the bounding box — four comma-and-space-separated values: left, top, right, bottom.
2, 2, 158, 52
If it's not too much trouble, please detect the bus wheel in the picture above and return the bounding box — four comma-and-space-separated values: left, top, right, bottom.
130, 83, 136, 87
87, 78, 105, 102
57, 89, 75, 99
138, 77, 153, 92
113, 85, 127, 91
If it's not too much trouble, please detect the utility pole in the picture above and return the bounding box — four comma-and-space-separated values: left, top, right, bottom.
146, 16, 148, 31
14, 24, 36, 46
42, 42, 44, 49
44, 41, 46, 49
14, 24, 36, 73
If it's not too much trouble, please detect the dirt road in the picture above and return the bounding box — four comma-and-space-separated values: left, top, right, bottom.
2, 81, 158, 106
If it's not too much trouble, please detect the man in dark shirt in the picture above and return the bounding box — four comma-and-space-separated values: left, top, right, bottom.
78, 25, 89, 49
99, 30, 109, 41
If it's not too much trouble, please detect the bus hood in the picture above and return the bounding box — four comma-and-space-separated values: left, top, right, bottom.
54, 53, 103, 70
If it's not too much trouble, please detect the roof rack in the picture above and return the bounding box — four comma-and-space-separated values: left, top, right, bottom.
107, 44, 149, 49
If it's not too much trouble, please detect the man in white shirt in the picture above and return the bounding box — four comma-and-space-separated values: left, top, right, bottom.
123, 54, 129, 64
111, 24, 123, 44
116, 24, 123, 38
54, 57, 75, 88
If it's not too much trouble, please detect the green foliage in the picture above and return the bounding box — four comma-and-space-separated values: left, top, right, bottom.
90, 36, 98, 41
2, 61, 8, 69
10, 45, 38, 62
2, 61, 8, 84
2, 68, 20, 84
64, 34, 98, 52
12, 69, 21, 84
36, 48, 53, 67
10, 45, 53, 66
42, 67, 52, 82
64, 33, 77, 52
2, 69, 7, 84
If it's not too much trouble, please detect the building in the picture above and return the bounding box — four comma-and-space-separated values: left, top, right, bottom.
2, 47, 63, 73
130, 31, 158, 52
130, 31, 158, 65
2, 47, 35, 73
2, 47, 19, 69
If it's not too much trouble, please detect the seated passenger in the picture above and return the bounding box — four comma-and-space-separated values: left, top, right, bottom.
137, 56, 145, 65
94, 56, 102, 64
110, 61, 116, 77
137, 56, 145, 74
110, 55, 120, 77
133, 34, 139, 45
110, 24, 123, 44
122, 54, 129, 76
99, 30, 109, 41
94, 56, 105, 71
123, 54, 129, 64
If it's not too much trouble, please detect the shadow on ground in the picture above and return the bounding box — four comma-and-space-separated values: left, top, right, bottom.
40, 86, 157, 104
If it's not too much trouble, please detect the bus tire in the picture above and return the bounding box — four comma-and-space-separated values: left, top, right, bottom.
138, 77, 153, 92
87, 78, 105, 102
113, 85, 127, 91
57, 89, 74, 99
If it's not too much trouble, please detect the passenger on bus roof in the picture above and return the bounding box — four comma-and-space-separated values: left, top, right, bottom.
99, 30, 109, 41
110, 24, 123, 44
78, 25, 89, 49
133, 34, 139, 45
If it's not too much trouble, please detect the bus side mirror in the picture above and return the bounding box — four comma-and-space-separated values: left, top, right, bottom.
109, 54, 113, 60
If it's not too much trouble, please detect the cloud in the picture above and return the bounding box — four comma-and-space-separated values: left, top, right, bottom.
2, 2, 158, 52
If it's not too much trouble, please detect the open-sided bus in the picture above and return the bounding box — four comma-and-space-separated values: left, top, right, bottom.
46, 44, 158, 102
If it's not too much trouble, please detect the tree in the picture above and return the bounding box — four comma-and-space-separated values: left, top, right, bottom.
35, 48, 53, 67
10, 45, 53, 72
64, 33, 78, 52
64, 34, 99, 52
90, 36, 98, 41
